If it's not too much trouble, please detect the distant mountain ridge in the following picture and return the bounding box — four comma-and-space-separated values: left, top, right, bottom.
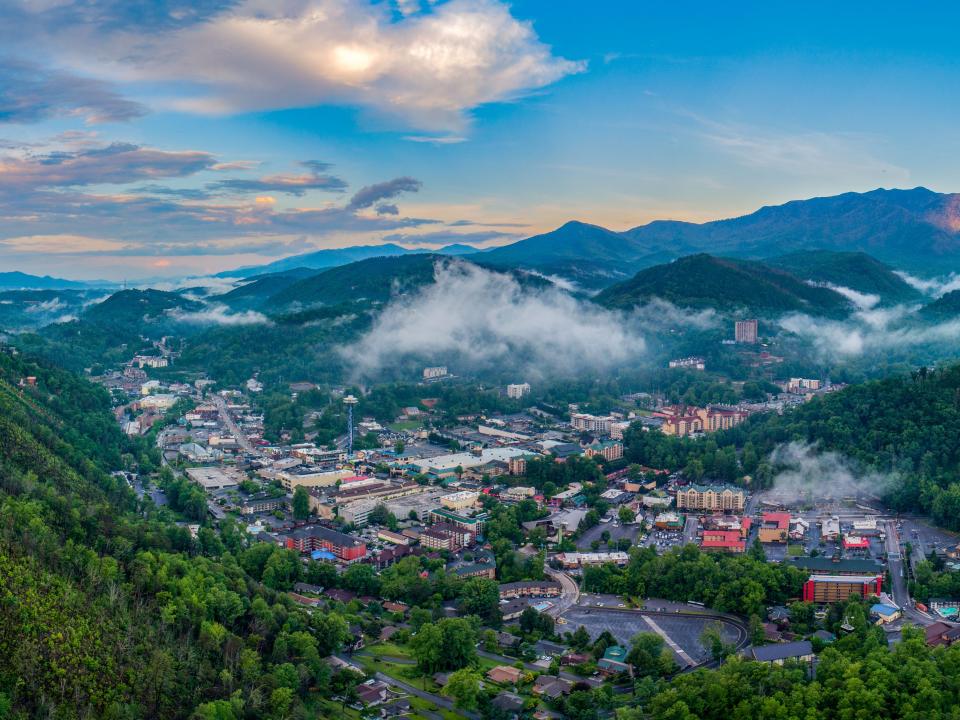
474, 187, 960, 286
217, 242, 483, 278
0, 271, 90, 290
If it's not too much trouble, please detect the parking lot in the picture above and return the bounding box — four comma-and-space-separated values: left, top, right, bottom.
561, 603, 745, 665
577, 522, 641, 550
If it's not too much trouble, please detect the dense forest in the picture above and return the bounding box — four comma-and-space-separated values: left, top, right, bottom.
0, 347, 360, 719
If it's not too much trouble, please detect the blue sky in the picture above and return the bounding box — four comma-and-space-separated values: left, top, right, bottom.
1, 0, 958, 279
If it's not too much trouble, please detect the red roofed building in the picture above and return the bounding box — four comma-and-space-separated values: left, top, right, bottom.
701, 530, 746, 553
759, 512, 791, 543
842, 535, 871, 553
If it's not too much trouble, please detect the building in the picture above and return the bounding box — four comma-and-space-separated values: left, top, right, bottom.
654, 512, 684, 530
377, 529, 410, 545
440, 490, 479, 511
139, 393, 178, 411
507, 383, 531, 399
487, 666, 523, 684
871, 603, 901, 624
820, 516, 841, 541
598, 645, 631, 675
185, 466, 243, 490
508, 456, 530, 476
283, 525, 367, 562
669, 357, 705, 371
802, 574, 883, 603
747, 640, 814, 665
239, 493, 287, 515
675, 485, 745, 512
609, 420, 632, 440
276, 467, 352, 492
570, 412, 613, 434
405, 447, 529, 479
133, 355, 169, 369
533, 676, 573, 699
554, 551, 629, 569
735, 319, 759, 344
925, 621, 960, 647
423, 366, 448, 380
501, 486, 536, 502
656, 405, 747, 437
583, 440, 624, 462
787, 377, 822, 393
701, 529, 746, 553
499, 581, 562, 599
758, 512, 791, 543
428, 507, 489, 534
842, 535, 871, 553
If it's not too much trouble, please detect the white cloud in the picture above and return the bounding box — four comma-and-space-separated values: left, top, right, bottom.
779, 305, 960, 361
342, 259, 645, 378
768, 442, 896, 503
807, 281, 879, 310
45, 0, 584, 132
167, 303, 271, 326
894, 270, 960, 298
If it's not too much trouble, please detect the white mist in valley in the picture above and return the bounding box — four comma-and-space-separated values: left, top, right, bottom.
766, 441, 897, 503
344, 260, 650, 379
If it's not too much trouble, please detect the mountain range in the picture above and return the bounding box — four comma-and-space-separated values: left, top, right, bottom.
213, 187, 960, 288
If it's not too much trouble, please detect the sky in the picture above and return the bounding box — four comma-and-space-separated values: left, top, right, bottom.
2, 1, 960, 280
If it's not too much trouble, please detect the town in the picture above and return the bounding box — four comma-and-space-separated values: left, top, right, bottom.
77, 317, 959, 720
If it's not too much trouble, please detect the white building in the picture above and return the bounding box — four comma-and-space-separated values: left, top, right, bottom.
423, 366, 448, 380
570, 413, 612, 434
507, 383, 531, 399
669, 357, 706, 371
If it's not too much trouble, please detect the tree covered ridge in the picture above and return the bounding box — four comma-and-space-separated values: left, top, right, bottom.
0, 349, 350, 719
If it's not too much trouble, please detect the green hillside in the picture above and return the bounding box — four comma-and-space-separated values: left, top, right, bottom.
766, 250, 921, 304
595, 253, 853, 315
919, 289, 960, 321
265, 253, 443, 309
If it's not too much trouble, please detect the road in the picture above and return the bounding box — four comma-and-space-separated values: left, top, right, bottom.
884, 520, 935, 626
682, 515, 699, 546
213, 394, 256, 454
544, 567, 579, 616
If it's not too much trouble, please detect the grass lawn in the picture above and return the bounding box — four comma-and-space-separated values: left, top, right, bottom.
389, 420, 422, 431
787, 544, 805, 556
365, 641, 413, 660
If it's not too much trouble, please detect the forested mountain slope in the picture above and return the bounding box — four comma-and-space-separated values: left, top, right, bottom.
0, 348, 350, 719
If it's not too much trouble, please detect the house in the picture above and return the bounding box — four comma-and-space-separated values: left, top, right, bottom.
355, 679, 391, 706
533, 675, 573, 699
491, 692, 525, 717
747, 640, 814, 665
561, 653, 591, 666
925, 621, 960, 647
870, 603, 901, 624
433, 672, 451, 687
598, 645, 631, 675
487, 666, 524, 684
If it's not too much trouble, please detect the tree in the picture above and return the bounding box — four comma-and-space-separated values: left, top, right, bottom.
342, 562, 381, 595
700, 623, 735, 663
460, 577, 502, 626
618, 505, 636, 524
292, 486, 310, 520
443, 668, 482, 710
570, 625, 591, 652
394, 439, 405, 454
627, 632, 675, 678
